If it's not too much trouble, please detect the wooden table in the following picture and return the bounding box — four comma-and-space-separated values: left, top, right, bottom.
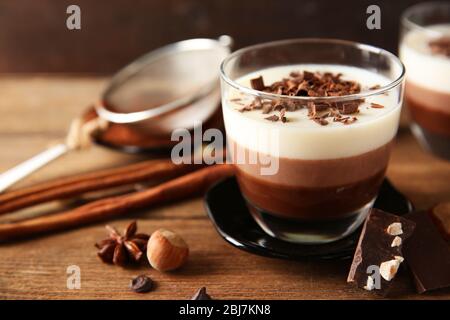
0, 75, 449, 300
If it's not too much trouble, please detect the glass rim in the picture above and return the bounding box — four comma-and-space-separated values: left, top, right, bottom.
96, 36, 232, 124
220, 38, 405, 102
401, 1, 450, 37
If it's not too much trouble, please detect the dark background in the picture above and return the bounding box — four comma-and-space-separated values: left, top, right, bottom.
0, 0, 432, 73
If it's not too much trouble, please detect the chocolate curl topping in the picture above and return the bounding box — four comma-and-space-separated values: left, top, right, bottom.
240, 70, 384, 126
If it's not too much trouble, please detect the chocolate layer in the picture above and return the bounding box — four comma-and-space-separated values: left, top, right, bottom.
230, 140, 392, 220
405, 81, 450, 137
237, 168, 385, 220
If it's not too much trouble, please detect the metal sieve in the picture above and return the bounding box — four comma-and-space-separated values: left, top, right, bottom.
96, 35, 233, 135
0, 36, 233, 192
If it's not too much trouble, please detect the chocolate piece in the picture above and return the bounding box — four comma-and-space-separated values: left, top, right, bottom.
250, 76, 265, 91
130, 275, 154, 293
403, 210, 450, 293
339, 102, 359, 114
191, 287, 212, 300
347, 208, 415, 295
429, 202, 450, 240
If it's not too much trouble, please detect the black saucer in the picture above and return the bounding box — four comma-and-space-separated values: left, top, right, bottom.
204, 177, 414, 260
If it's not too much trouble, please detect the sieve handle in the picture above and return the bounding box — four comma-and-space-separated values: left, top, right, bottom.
0, 143, 69, 193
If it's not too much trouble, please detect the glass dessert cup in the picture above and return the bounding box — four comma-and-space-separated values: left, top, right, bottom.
220, 39, 405, 244
400, 2, 450, 160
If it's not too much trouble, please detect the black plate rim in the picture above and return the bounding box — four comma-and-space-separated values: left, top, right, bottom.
204, 176, 414, 261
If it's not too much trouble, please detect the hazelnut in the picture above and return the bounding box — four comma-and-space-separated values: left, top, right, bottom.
386, 222, 403, 236
364, 276, 375, 291
391, 236, 402, 247
147, 229, 189, 272
379, 256, 403, 281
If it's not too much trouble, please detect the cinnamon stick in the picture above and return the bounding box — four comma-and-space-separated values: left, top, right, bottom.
0, 164, 234, 242
0, 159, 197, 215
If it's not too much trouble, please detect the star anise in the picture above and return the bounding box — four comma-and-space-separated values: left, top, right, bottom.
95, 221, 150, 266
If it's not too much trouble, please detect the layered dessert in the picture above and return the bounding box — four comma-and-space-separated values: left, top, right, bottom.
400, 24, 450, 159
222, 64, 402, 241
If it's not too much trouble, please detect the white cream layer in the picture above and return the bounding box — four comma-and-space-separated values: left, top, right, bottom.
400, 24, 450, 94
222, 64, 402, 160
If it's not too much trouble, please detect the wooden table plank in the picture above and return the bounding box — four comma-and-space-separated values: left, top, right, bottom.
0, 76, 449, 300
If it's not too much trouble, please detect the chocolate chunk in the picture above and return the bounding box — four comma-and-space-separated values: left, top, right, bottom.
403, 211, 450, 293
250, 76, 265, 91
339, 102, 359, 114
191, 287, 212, 300
130, 275, 154, 293
347, 209, 415, 295
429, 202, 450, 240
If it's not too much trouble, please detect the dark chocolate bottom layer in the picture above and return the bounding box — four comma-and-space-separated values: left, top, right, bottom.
236, 168, 386, 220
245, 196, 375, 244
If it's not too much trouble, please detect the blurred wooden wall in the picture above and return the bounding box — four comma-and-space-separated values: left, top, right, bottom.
0, 0, 427, 73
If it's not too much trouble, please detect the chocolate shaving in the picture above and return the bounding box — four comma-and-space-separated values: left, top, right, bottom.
280, 108, 287, 123
265, 70, 361, 98
342, 117, 358, 125
312, 117, 329, 126
237, 105, 252, 112
265, 115, 279, 122
250, 76, 266, 90
429, 36, 450, 57
371, 103, 384, 109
